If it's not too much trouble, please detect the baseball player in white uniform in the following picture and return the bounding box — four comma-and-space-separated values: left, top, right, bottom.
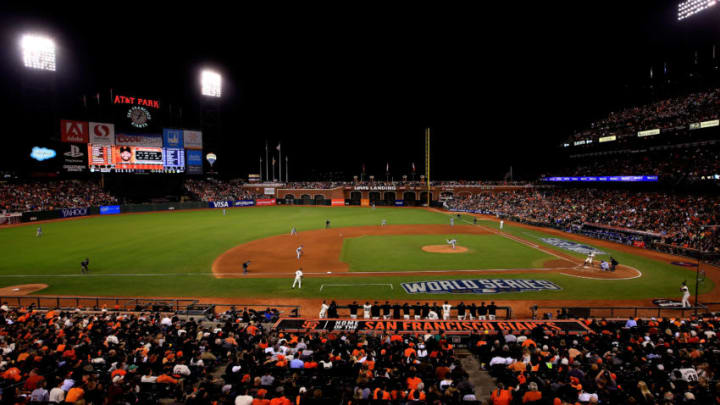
290, 226, 297, 236
446, 239, 457, 249
381, 219, 387, 227
222, 208, 226, 216
681, 281, 691, 308
296, 245, 303, 260
583, 251, 596, 267
450, 217, 454, 227
36, 227, 42, 238
499, 220, 504, 231
442, 302, 452, 320
363, 302, 371, 319
319, 301, 329, 318
292, 268, 303, 289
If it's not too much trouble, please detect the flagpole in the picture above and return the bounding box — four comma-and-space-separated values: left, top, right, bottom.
272, 158, 275, 181
278, 144, 282, 183
285, 155, 288, 183
260, 156, 263, 181
265, 141, 269, 182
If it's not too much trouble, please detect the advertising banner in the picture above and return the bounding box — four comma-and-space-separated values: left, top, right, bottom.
162, 129, 184, 148
112, 146, 164, 171
273, 318, 592, 335
394, 200, 405, 206
61, 120, 89, 143
89, 122, 115, 145
234, 200, 255, 207
162, 148, 185, 172
59, 207, 88, 218
184, 130, 203, 149
209, 201, 231, 208
264, 188, 275, 195
100, 205, 120, 215
62, 144, 86, 172
637, 129, 660, 137
361, 198, 370, 207
114, 134, 163, 147
186, 150, 203, 174
256, 198, 276, 206
331, 199, 345, 206
542, 176, 658, 182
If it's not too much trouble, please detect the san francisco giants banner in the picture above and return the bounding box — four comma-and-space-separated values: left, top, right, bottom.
273, 318, 592, 335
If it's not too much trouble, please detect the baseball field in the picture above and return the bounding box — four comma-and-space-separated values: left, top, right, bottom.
0, 206, 716, 315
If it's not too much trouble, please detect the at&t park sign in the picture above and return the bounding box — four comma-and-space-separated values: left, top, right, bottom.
113, 95, 160, 109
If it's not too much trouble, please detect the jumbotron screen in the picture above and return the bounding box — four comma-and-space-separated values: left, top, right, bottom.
87, 144, 186, 173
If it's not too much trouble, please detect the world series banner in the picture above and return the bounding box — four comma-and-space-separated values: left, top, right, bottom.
273, 319, 593, 335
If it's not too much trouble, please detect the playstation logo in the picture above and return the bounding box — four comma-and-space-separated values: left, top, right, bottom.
64, 145, 84, 158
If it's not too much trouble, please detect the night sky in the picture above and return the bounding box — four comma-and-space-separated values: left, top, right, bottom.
0, 3, 718, 180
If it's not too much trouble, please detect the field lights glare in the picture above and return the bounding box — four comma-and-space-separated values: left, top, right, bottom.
201, 70, 222, 97
21, 34, 56, 71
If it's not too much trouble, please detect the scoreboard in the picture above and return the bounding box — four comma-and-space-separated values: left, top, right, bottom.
88, 144, 186, 173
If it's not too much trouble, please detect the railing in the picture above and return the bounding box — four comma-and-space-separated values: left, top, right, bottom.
534, 305, 709, 319
0, 296, 301, 317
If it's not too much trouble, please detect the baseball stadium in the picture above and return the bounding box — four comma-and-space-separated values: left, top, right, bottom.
2, 3, 720, 404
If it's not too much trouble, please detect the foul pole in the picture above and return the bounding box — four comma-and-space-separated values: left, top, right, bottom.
425, 128, 431, 206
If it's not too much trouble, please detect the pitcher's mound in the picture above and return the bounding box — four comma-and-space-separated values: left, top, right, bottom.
422, 245, 469, 253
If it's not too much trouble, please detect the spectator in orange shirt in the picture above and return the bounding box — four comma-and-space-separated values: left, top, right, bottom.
522, 382, 542, 403
406, 373, 422, 390
65, 385, 85, 403
490, 382, 512, 405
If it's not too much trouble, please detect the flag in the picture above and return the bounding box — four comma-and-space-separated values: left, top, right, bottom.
412, 162, 416, 172
386, 162, 389, 172
663, 62, 668, 75
95, 93, 100, 104
649, 66, 654, 80
362, 163, 366, 173
276, 143, 281, 151
272, 158, 276, 165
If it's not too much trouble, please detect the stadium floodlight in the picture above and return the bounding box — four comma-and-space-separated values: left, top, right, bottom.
20, 34, 56, 71
678, 0, 717, 20
201, 70, 222, 97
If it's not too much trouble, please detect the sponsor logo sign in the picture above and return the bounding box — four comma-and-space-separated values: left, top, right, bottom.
162, 129, 184, 148
115, 134, 163, 147
100, 205, 120, 215
401, 279, 561, 294
638, 128, 660, 137
256, 198, 276, 206
274, 318, 591, 335
184, 130, 203, 149
89, 122, 115, 145
394, 200, 405, 206
700, 119, 719, 128
331, 199, 345, 206
186, 150, 203, 174
127, 106, 152, 128
652, 299, 686, 308
209, 201, 230, 208
63, 144, 86, 172
540, 238, 605, 255
354, 186, 397, 191
59, 207, 88, 218
264, 188, 275, 195
598, 135, 616, 143
30, 147, 56, 162
234, 200, 255, 207
61, 120, 89, 143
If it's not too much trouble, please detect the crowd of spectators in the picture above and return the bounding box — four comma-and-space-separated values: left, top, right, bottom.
474, 316, 720, 404
570, 88, 720, 143
0, 180, 118, 213
184, 179, 258, 202
0, 303, 480, 404
549, 141, 720, 183
266, 181, 532, 189
447, 189, 720, 254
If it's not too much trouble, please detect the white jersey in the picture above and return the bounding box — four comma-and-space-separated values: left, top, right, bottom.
499, 220, 504, 229
319, 303, 329, 318
450, 218, 454, 226
363, 304, 371, 318
295, 270, 303, 280
442, 304, 452, 317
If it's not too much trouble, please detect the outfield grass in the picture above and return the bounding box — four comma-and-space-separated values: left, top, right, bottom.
0, 207, 712, 301
341, 234, 554, 271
